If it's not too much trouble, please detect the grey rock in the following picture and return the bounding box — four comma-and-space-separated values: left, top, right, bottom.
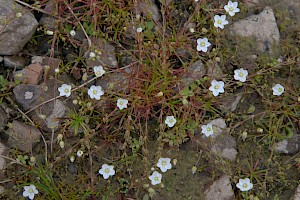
68, 163, 77, 175
96, 66, 135, 92
28, 75, 77, 132
3, 55, 26, 69
273, 134, 300, 154
211, 134, 238, 161
220, 93, 243, 112
38, 0, 56, 30
198, 118, 237, 161
0, 0, 38, 55
209, 118, 227, 138
207, 63, 224, 78
45, 99, 68, 130
0, 142, 7, 170
291, 184, 300, 200
84, 38, 118, 68
204, 175, 234, 200
7, 120, 41, 152
181, 60, 206, 87
0, 107, 8, 131
13, 84, 41, 110
137, 0, 161, 22
229, 7, 280, 53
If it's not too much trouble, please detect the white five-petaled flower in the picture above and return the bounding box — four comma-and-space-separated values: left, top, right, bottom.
236, 178, 253, 192
272, 84, 284, 96
209, 80, 225, 96
234, 68, 248, 82
224, 1, 240, 16
148, 171, 162, 185
99, 164, 115, 179
16, 12, 22, 18
196, 38, 211, 52
214, 15, 229, 29
88, 85, 104, 100
70, 30, 76, 36
76, 150, 83, 157
156, 158, 172, 172
23, 185, 38, 200
117, 98, 129, 110
201, 123, 214, 137
93, 65, 105, 77
58, 84, 72, 97
89, 51, 96, 58
136, 27, 143, 33
165, 115, 177, 128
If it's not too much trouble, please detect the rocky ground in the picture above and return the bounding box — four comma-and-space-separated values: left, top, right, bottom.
0, 0, 299, 199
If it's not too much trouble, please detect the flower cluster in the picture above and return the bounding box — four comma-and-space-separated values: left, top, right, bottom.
149, 157, 172, 185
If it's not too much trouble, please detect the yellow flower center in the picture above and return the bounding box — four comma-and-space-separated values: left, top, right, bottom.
278, 88, 283, 92
214, 85, 219, 89
161, 161, 166, 166
29, 188, 33, 193
243, 183, 248, 188
200, 42, 205, 47
93, 90, 97, 94
229, 7, 234, 12
119, 101, 123, 105
105, 168, 110, 174
207, 127, 211, 131
64, 88, 69, 93
154, 176, 159, 181
239, 72, 244, 77
217, 19, 222, 24
169, 119, 174, 123
96, 71, 100, 75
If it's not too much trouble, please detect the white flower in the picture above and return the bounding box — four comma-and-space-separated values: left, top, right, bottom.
272, 84, 284, 96
58, 84, 72, 97
236, 178, 253, 192
99, 164, 115, 179
201, 123, 214, 137
234, 68, 248, 82
46, 30, 54, 35
23, 185, 38, 200
196, 38, 211, 52
76, 150, 83, 157
214, 15, 229, 29
93, 66, 105, 77
89, 51, 96, 58
54, 68, 59, 73
165, 116, 177, 128
88, 85, 104, 100
16, 12, 22, 18
70, 30, 76, 36
224, 1, 240, 16
148, 171, 162, 185
156, 158, 172, 172
137, 27, 143, 33
117, 98, 129, 110
209, 80, 225, 96
189, 27, 195, 33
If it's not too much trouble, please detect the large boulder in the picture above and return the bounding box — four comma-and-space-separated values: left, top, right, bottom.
0, 0, 38, 55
